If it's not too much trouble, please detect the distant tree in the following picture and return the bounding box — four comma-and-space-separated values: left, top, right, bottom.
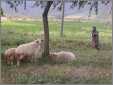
2, 0, 111, 58
0, 7, 4, 16
61, 0, 64, 37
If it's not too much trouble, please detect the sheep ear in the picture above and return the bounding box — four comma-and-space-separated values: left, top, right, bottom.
35, 40, 39, 43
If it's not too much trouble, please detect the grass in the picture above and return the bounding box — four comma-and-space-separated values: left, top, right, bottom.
1, 19, 112, 84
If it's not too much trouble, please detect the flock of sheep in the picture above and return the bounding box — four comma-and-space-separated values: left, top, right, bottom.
4, 38, 76, 66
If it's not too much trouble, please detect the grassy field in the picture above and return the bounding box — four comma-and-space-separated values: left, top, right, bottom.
1, 19, 112, 84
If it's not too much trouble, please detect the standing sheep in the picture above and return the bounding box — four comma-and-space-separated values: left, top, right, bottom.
4, 48, 16, 65
49, 51, 76, 63
15, 39, 44, 66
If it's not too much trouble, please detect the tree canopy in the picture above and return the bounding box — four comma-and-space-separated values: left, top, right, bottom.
1, 0, 112, 16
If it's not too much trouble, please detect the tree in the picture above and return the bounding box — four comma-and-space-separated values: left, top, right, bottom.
61, 0, 64, 37
2, 0, 111, 58
0, 7, 4, 16
42, 1, 53, 57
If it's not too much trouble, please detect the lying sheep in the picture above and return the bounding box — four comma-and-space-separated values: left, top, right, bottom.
15, 39, 43, 66
49, 51, 76, 63
4, 48, 16, 65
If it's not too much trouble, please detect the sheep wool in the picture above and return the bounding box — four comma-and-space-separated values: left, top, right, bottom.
4, 48, 16, 64
15, 39, 43, 66
49, 51, 76, 63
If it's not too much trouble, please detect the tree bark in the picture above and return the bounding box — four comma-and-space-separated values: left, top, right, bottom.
42, 1, 53, 57
61, 0, 64, 37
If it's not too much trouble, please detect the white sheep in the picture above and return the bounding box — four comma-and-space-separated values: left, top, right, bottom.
4, 48, 16, 65
49, 51, 76, 63
15, 39, 43, 66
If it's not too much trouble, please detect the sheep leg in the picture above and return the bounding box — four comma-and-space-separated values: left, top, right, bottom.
11, 61, 13, 65
17, 60, 20, 67
16, 55, 24, 66
34, 58, 37, 63
31, 56, 36, 63
31, 56, 34, 63
7, 60, 10, 65
10, 55, 14, 65
6, 56, 10, 65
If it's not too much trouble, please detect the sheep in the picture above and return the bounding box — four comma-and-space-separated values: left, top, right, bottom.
15, 39, 44, 66
4, 48, 16, 65
49, 51, 76, 63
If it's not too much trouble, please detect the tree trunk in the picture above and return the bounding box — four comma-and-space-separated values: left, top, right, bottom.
24, 0, 26, 10
0, 8, 4, 16
61, 0, 64, 37
42, 1, 53, 57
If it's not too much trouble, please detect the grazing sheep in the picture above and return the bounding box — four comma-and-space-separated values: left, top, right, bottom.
4, 48, 16, 65
15, 39, 44, 66
49, 51, 76, 63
